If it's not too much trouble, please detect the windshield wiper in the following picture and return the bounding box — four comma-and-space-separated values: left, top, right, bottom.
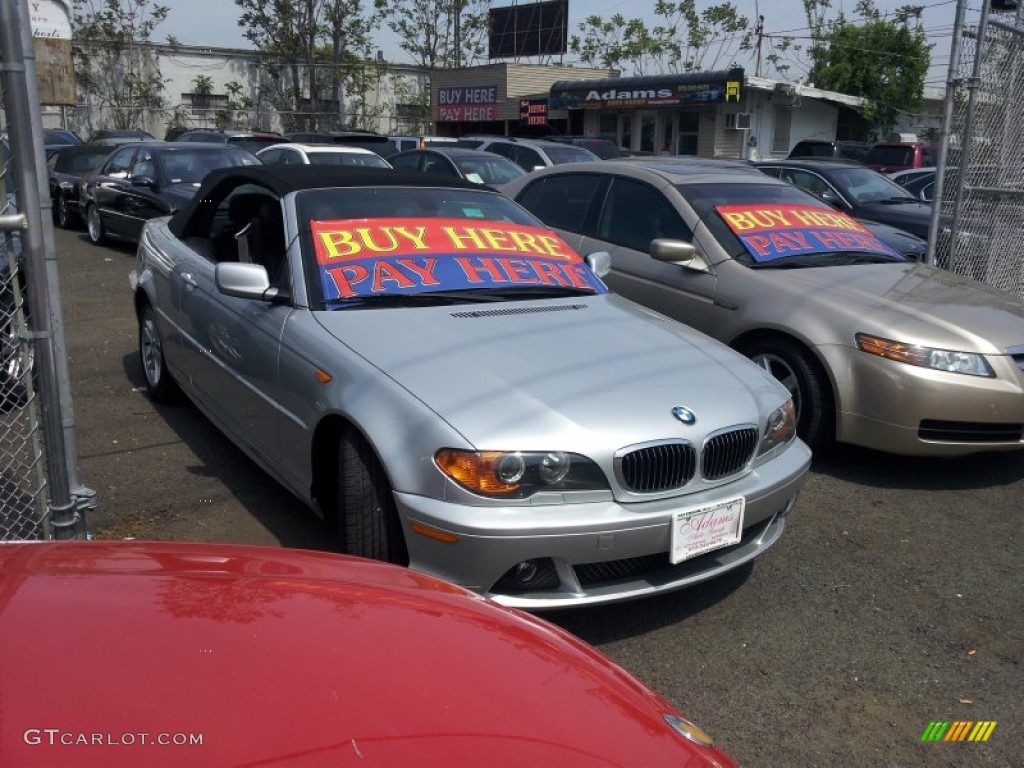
479, 286, 597, 300
325, 289, 521, 309
748, 252, 904, 269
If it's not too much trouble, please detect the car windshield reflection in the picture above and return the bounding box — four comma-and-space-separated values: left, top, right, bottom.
682, 183, 909, 267
159, 150, 260, 184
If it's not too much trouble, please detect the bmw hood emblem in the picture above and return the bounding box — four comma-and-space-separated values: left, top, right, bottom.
671, 406, 696, 425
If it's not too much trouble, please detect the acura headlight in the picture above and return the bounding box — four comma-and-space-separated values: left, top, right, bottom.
757, 399, 796, 457
856, 333, 994, 377
435, 449, 609, 499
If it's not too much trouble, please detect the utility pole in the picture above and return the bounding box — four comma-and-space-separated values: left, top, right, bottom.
755, 14, 764, 77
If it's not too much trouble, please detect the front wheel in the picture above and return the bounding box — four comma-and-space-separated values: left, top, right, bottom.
742, 338, 834, 450
138, 303, 179, 401
337, 428, 408, 565
86, 204, 105, 245
56, 194, 75, 229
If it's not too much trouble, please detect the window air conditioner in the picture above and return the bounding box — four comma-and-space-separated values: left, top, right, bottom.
726, 112, 751, 130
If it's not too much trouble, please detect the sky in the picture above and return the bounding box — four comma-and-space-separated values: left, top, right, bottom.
154, 0, 980, 89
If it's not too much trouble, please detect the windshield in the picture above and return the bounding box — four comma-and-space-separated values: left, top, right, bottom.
158, 149, 260, 184
307, 152, 391, 168
543, 146, 598, 164
295, 187, 606, 308
680, 182, 906, 267
828, 167, 917, 203
57, 149, 112, 173
453, 155, 525, 184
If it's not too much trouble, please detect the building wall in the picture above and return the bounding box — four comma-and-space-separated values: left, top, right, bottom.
44, 43, 430, 139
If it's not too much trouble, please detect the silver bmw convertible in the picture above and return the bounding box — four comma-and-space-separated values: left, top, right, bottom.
129, 166, 810, 608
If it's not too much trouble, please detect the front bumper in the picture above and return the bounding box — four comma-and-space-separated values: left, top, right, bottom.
393, 440, 811, 608
828, 345, 1024, 456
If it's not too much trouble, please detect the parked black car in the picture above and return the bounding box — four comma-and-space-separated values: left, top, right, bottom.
388, 147, 526, 185
786, 139, 871, 162
87, 129, 156, 146
756, 158, 933, 240
47, 145, 114, 229
81, 142, 260, 245
175, 129, 286, 154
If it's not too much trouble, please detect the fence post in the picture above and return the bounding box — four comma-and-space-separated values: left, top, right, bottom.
925, 0, 970, 267
0, 0, 89, 538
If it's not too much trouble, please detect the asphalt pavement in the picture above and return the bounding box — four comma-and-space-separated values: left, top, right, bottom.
55, 226, 1022, 767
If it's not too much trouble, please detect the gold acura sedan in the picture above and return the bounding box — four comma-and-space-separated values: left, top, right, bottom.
503, 159, 1024, 456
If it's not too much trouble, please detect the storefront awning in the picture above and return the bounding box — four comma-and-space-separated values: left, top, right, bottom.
550, 67, 744, 109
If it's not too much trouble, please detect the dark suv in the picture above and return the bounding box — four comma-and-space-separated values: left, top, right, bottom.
175, 129, 286, 154
787, 139, 871, 162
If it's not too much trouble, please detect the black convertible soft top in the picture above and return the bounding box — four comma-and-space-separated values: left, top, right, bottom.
168, 165, 490, 238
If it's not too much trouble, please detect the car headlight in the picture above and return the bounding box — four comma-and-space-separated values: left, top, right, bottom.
435, 449, 609, 499
855, 333, 994, 377
757, 398, 796, 457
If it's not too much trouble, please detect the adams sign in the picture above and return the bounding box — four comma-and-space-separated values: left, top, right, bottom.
551, 69, 743, 110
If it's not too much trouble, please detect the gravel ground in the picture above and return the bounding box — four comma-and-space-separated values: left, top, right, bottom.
55, 227, 1023, 767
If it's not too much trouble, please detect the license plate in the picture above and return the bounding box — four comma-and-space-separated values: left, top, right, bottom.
670, 497, 745, 564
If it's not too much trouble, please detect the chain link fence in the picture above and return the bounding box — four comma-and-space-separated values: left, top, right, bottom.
0, 129, 48, 539
932, 5, 1024, 298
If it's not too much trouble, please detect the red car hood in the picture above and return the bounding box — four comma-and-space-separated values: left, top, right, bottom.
0, 541, 735, 767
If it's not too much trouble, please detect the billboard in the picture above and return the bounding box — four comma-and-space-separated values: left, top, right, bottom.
489, 0, 568, 59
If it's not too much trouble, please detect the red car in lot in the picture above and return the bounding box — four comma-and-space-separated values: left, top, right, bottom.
0, 541, 737, 767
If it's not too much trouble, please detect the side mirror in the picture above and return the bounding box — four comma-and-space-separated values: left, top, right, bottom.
131, 176, 156, 188
585, 250, 612, 278
215, 262, 280, 302
650, 239, 709, 272
820, 189, 841, 207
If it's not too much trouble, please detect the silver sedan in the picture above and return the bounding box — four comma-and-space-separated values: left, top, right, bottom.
129, 166, 810, 608
503, 159, 1024, 457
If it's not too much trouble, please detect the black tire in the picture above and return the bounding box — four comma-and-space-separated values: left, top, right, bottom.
740, 337, 835, 450
86, 203, 106, 245
337, 427, 408, 565
56, 194, 75, 229
138, 303, 180, 402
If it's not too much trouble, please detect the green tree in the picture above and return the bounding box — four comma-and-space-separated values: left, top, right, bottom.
570, 0, 752, 76
386, 0, 489, 69
216, 81, 254, 129
803, 0, 930, 134
72, 0, 170, 129
235, 0, 387, 132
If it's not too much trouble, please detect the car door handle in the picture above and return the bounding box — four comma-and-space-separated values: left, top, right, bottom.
180, 272, 197, 288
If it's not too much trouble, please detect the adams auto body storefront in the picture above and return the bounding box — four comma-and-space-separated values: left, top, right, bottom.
431, 65, 775, 159
549, 67, 747, 156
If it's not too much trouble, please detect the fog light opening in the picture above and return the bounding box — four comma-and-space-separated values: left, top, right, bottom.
493, 557, 560, 593
514, 559, 539, 584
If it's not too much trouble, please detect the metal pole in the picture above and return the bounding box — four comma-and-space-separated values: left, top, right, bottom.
0, 0, 87, 538
947, 0, 993, 275
925, 0, 970, 266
